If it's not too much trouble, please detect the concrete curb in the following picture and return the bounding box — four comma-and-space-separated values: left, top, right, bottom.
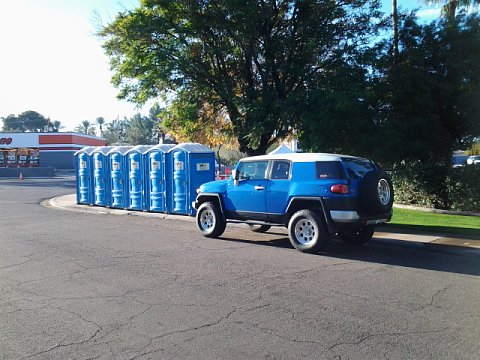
45, 194, 480, 256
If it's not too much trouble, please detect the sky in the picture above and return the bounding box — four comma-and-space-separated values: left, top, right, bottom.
0, 0, 442, 133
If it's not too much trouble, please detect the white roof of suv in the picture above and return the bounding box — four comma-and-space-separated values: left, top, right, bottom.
242, 153, 360, 163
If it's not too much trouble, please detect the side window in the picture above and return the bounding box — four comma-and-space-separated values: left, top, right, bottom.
316, 161, 344, 179
341, 158, 376, 179
237, 161, 268, 180
271, 160, 291, 180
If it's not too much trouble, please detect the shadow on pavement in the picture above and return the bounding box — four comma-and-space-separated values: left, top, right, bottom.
216, 234, 480, 276
383, 223, 480, 238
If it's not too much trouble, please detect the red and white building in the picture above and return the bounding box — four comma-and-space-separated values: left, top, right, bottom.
0, 132, 107, 169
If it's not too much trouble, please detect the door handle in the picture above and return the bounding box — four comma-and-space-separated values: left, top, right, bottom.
254, 186, 265, 191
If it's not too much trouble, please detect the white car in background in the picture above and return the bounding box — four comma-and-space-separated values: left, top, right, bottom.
466, 155, 480, 165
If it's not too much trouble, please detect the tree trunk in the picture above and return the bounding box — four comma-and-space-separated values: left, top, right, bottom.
392, 0, 399, 59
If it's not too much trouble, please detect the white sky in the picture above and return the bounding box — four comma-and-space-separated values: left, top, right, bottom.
0, 0, 441, 133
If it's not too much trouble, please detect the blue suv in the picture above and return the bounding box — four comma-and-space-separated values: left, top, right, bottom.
193, 153, 393, 253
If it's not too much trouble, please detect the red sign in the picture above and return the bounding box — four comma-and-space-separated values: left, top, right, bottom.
0, 137, 13, 145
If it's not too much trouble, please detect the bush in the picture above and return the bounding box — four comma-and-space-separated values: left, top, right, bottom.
445, 166, 480, 212
390, 163, 480, 212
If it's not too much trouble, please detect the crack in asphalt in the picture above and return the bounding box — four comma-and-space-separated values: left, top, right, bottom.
129, 309, 237, 360
328, 328, 451, 350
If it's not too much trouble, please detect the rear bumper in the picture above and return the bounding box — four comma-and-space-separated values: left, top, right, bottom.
329, 209, 392, 225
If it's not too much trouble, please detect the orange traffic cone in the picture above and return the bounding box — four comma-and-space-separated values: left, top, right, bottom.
19, 172, 24, 181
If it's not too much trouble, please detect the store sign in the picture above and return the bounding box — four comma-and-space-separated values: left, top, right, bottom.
0, 137, 13, 145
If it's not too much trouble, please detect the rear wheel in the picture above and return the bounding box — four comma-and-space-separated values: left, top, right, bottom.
360, 170, 394, 215
196, 202, 226, 238
248, 224, 271, 233
288, 210, 329, 253
339, 225, 375, 245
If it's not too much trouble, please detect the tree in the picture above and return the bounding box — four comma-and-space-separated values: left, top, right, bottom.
125, 114, 155, 145
102, 118, 130, 145
161, 90, 238, 150
51, 120, 63, 132
96, 117, 106, 136
2, 111, 48, 132
75, 120, 96, 136
425, 0, 479, 20
100, 0, 383, 155
148, 103, 167, 143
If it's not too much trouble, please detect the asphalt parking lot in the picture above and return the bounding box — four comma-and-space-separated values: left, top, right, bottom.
1, 177, 479, 359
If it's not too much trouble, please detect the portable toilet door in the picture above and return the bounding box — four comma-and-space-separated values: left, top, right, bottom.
92, 146, 113, 207
126, 145, 152, 211
107, 146, 131, 209
75, 146, 96, 205
146, 144, 174, 212
169, 143, 215, 215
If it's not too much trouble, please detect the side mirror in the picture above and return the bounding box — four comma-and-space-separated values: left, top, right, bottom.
232, 169, 239, 180
232, 169, 239, 186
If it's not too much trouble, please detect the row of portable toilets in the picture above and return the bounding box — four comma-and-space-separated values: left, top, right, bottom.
75, 143, 216, 215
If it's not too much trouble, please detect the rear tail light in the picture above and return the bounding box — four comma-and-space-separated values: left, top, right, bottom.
330, 184, 350, 194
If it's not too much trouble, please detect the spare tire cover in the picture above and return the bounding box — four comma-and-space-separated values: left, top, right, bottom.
359, 170, 394, 215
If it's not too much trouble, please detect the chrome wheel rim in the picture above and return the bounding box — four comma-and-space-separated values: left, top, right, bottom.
377, 179, 391, 205
294, 219, 316, 245
200, 209, 214, 231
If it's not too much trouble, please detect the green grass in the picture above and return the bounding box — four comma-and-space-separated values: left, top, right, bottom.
386, 207, 480, 237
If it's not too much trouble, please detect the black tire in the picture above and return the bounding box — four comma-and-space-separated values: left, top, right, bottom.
196, 202, 226, 238
248, 224, 271, 233
288, 210, 329, 253
360, 170, 394, 215
339, 225, 375, 246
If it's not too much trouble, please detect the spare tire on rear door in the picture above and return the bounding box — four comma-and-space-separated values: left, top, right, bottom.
359, 170, 394, 215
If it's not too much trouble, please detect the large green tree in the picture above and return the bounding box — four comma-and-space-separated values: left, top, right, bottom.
2, 111, 48, 132
125, 114, 155, 145
100, 0, 382, 155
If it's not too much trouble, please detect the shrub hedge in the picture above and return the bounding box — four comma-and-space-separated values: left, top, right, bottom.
390, 163, 480, 212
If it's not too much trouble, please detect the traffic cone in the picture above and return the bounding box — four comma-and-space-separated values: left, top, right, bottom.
19, 172, 24, 181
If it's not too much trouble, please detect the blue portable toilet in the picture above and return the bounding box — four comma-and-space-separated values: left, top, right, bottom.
75, 146, 96, 205
107, 146, 131, 209
146, 144, 175, 212
125, 145, 153, 211
169, 143, 215, 215
92, 146, 113, 207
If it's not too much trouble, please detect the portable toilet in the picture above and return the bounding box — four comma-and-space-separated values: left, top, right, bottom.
126, 145, 153, 211
107, 146, 131, 209
169, 143, 215, 215
92, 146, 113, 207
146, 144, 175, 212
75, 146, 96, 205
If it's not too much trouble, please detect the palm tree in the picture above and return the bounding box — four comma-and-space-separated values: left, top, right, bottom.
96, 117, 105, 136
75, 120, 96, 135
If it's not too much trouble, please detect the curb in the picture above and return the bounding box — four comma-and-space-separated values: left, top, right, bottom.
45, 194, 480, 257
46, 195, 196, 223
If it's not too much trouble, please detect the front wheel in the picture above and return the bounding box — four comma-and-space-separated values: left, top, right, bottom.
196, 202, 226, 238
288, 210, 329, 253
339, 225, 375, 245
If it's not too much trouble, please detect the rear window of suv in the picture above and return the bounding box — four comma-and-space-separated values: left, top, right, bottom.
316, 161, 345, 179
341, 158, 376, 179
